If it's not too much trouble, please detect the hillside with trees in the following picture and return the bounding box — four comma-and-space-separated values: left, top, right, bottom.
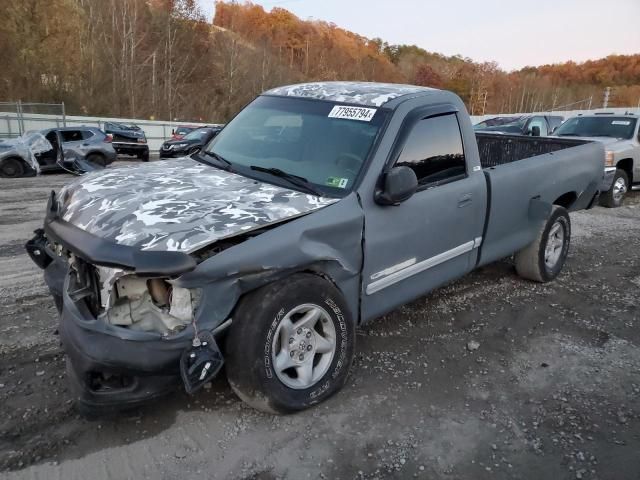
1, 0, 638, 122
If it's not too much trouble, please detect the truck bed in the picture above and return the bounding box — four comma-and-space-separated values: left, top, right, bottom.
474, 132, 604, 268
475, 133, 589, 168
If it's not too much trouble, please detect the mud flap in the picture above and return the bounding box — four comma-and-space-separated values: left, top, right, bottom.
179, 331, 224, 394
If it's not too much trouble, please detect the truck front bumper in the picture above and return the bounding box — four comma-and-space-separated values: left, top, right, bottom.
59, 285, 187, 411
26, 202, 221, 412
602, 167, 617, 192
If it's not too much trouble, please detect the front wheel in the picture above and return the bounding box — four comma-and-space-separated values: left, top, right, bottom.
138, 151, 150, 162
225, 273, 355, 414
600, 169, 628, 208
515, 205, 571, 283
0, 157, 25, 178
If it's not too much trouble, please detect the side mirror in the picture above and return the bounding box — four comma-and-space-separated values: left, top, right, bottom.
530, 125, 541, 137
375, 166, 418, 206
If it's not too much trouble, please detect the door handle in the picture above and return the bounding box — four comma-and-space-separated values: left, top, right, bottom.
458, 193, 473, 207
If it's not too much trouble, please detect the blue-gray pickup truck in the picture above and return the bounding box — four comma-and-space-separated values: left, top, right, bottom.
26, 82, 604, 415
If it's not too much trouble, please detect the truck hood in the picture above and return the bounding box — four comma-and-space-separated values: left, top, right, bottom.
57, 158, 337, 253
554, 136, 621, 146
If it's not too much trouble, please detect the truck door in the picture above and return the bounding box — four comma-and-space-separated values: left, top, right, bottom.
361, 111, 487, 321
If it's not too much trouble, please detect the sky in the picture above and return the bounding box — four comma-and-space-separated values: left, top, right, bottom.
197, 0, 640, 71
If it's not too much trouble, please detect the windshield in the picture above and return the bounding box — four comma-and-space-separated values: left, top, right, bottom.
554, 116, 637, 139
175, 127, 194, 136
475, 117, 526, 132
474, 116, 522, 130
183, 128, 212, 140
204, 96, 388, 196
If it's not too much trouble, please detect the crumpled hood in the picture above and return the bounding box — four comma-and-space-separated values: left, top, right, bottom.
57, 158, 337, 253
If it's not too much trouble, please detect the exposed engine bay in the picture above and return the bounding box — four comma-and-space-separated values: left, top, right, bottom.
67, 256, 200, 336
101, 271, 199, 335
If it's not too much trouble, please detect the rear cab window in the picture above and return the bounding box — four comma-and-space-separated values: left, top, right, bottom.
394, 113, 467, 187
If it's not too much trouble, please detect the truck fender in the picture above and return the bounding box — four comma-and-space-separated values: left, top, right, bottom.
528, 196, 552, 221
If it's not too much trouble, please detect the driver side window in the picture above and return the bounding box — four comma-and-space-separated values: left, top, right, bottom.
395, 113, 467, 187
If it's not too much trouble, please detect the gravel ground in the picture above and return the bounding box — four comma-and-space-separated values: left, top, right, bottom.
0, 164, 638, 480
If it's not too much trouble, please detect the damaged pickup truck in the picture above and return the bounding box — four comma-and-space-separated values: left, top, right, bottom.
27, 82, 604, 415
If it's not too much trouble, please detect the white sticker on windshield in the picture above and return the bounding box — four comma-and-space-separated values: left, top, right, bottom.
328, 105, 377, 122
612, 120, 631, 125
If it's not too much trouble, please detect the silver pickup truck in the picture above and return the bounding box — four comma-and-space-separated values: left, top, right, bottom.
553, 113, 639, 207
26, 82, 604, 415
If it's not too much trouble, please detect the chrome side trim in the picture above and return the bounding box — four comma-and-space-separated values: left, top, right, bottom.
473, 236, 483, 248
370, 257, 417, 280
365, 240, 476, 295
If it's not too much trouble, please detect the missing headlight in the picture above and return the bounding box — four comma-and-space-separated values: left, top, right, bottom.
101, 273, 200, 336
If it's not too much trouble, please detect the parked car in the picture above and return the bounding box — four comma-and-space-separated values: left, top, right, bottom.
160, 125, 224, 159
27, 82, 603, 415
0, 127, 115, 178
475, 114, 564, 136
103, 121, 149, 161
171, 125, 201, 140
552, 113, 639, 207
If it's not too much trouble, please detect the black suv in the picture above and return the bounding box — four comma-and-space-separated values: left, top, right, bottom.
103, 122, 150, 161
160, 126, 223, 159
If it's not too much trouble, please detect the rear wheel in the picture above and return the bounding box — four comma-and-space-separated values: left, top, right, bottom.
86, 153, 106, 168
0, 157, 25, 178
600, 169, 628, 208
515, 206, 571, 283
225, 273, 355, 414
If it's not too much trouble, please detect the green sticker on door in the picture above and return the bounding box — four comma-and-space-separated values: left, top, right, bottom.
326, 177, 349, 188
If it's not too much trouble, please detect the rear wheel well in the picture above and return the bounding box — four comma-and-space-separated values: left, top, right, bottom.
553, 191, 578, 210
616, 158, 633, 184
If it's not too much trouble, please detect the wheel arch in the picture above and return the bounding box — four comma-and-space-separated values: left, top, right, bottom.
617, 158, 633, 184
553, 191, 578, 210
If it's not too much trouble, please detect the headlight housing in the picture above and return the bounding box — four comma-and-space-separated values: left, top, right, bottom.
605, 151, 615, 167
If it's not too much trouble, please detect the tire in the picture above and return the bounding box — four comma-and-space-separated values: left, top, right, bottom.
86, 153, 106, 168
138, 150, 150, 162
600, 169, 628, 208
225, 273, 355, 414
515, 205, 571, 283
0, 157, 25, 178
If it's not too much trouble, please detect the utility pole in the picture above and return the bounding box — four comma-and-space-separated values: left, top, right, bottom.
152, 51, 157, 117
603, 87, 611, 109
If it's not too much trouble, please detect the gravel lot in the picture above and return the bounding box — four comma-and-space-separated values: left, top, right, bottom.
0, 164, 639, 480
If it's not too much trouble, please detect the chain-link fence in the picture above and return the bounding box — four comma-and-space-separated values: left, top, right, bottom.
0, 101, 66, 139
0, 102, 212, 152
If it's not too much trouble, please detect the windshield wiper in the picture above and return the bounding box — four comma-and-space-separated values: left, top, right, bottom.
199, 150, 233, 171
249, 166, 322, 196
